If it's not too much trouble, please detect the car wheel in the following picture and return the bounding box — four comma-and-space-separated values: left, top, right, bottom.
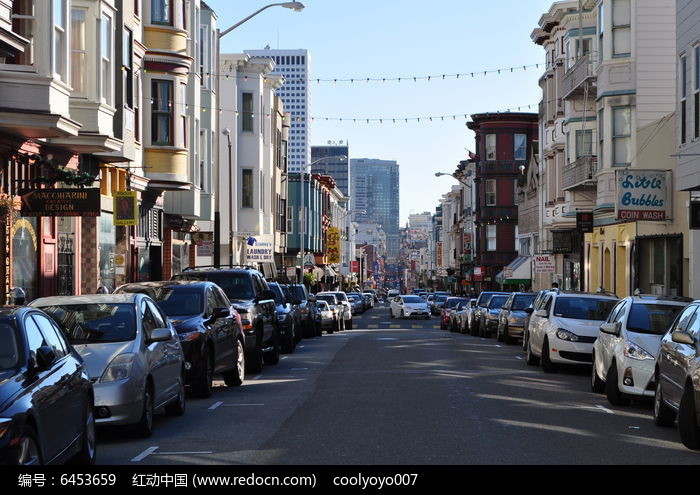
503, 325, 513, 345
282, 324, 295, 354
470, 322, 478, 337
224, 340, 245, 387
14, 425, 41, 465
678, 385, 700, 450
541, 338, 556, 373
165, 373, 187, 416
194, 350, 214, 398
347, 319, 353, 330
135, 385, 154, 438
70, 399, 97, 465
263, 329, 281, 366
525, 337, 539, 366
246, 327, 264, 373
522, 329, 528, 351
605, 363, 630, 406
653, 377, 675, 427
590, 353, 605, 393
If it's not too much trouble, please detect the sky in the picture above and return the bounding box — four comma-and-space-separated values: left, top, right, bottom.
206, 0, 556, 225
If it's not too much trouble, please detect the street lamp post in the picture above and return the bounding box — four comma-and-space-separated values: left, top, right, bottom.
222, 128, 233, 267
213, 2, 305, 268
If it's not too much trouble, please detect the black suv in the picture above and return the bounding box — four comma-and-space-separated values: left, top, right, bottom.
173, 267, 279, 373
269, 283, 298, 354
288, 284, 318, 338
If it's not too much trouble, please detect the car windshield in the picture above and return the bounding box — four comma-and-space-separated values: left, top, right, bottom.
446, 298, 469, 309
402, 296, 424, 304
553, 298, 617, 321
317, 295, 337, 305
269, 285, 285, 305
175, 273, 255, 300
117, 287, 203, 317
488, 295, 509, 309
478, 295, 494, 307
0, 322, 20, 372
292, 286, 307, 301
334, 293, 348, 303
512, 295, 536, 311
40, 303, 136, 344
317, 301, 329, 311
436, 296, 448, 303
627, 303, 685, 336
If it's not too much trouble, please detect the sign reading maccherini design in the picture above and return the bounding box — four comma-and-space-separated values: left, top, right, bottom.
615, 170, 673, 221
244, 235, 274, 263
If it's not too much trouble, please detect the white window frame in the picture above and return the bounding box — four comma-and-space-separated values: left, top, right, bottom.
100, 12, 114, 106
485, 180, 497, 206
485, 134, 497, 161
486, 225, 497, 252
681, 53, 688, 146
70, 8, 87, 96
54, 0, 67, 82
612, 106, 632, 166
612, 0, 631, 58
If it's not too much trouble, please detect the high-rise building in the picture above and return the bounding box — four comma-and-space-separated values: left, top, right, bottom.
350, 159, 400, 258
245, 48, 311, 173
311, 144, 350, 196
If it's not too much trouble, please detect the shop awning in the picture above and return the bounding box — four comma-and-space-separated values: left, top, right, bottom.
312, 266, 325, 279
505, 256, 531, 281
324, 265, 337, 278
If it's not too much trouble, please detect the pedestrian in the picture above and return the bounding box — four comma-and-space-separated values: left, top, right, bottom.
551, 282, 559, 289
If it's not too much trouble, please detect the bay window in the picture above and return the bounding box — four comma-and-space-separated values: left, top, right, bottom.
101, 13, 113, 105
151, 80, 173, 145
152, 0, 172, 25
613, 107, 632, 166
54, 0, 67, 81
487, 225, 497, 251
9, 0, 35, 66
485, 134, 496, 160
514, 133, 527, 160
612, 0, 631, 58
70, 9, 86, 95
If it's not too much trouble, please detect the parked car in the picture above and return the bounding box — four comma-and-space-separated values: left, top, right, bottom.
288, 284, 317, 338
115, 281, 245, 397
497, 292, 537, 344
449, 300, 471, 332
361, 292, 375, 309
591, 294, 690, 406
314, 301, 336, 332
455, 299, 477, 334
654, 300, 700, 450
469, 292, 507, 336
363, 289, 378, 303
389, 295, 431, 319
523, 290, 554, 351
31, 294, 186, 437
322, 292, 353, 330
281, 285, 303, 345
431, 295, 448, 316
387, 289, 400, 298
315, 293, 343, 332
172, 267, 279, 373
441, 297, 470, 330
478, 294, 510, 338
268, 283, 299, 355
525, 291, 618, 373
0, 306, 96, 465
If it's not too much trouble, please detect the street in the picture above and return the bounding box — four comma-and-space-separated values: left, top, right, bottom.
97, 303, 700, 465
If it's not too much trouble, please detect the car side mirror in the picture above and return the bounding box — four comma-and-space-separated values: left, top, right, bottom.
210, 307, 231, 321
35, 346, 56, 369
535, 309, 548, 318
600, 322, 621, 336
147, 328, 173, 345
525, 307, 534, 314
672, 331, 695, 346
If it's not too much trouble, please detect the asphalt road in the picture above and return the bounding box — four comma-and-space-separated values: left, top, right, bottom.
96, 303, 700, 465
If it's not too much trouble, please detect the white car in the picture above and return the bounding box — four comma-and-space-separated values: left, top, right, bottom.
319, 291, 353, 330
591, 295, 690, 405
389, 295, 431, 319
525, 291, 618, 373
315, 300, 337, 332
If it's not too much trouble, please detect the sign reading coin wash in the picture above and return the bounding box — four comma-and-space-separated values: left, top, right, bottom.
616, 170, 672, 221
245, 235, 274, 263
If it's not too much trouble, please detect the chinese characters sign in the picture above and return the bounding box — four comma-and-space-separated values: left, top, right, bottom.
327, 227, 341, 264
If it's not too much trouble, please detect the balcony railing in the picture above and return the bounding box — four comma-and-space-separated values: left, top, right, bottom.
478, 160, 526, 176
562, 155, 597, 191
562, 54, 597, 100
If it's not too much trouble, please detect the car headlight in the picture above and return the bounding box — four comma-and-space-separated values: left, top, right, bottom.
510, 316, 522, 326
100, 353, 136, 383
624, 341, 655, 361
556, 328, 580, 342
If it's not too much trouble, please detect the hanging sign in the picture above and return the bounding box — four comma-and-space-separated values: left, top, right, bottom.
615, 170, 672, 221
245, 235, 274, 263
327, 227, 341, 264
19, 188, 101, 217
535, 255, 555, 273
114, 191, 138, 226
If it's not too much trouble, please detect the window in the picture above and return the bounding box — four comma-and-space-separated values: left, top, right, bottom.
242, 169, 253, 208
485, 180, 496, 206
598, 108, 605, 169
152, 0, 171, 25
696, 45, 700, 140
485, 134, 497, 160
123, 28, 133, 108
598, 2, 605, 62
151, 80, 173, 145
70, 9, 86, 95
486, 225, 497, 251
135, 76, 141, 141
613, 107, 631, 165
287, 206, 294, 233
242, 92, 254, 132
576, 130, 593, 158
514, 133, 527, 160
674, 305, 698, 332
682, 54, 688, 145
54, 0, 66, 81
9, 0, 36, 66
612, 0, 631, 57
32, 315, 67, 358
24, 316, 47, 360
260, 171, 265, 212
101, 13, 113, 105
179, 83, 187, 148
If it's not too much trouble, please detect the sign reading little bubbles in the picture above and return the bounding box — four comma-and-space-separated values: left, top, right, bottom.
616, 170, 672, 221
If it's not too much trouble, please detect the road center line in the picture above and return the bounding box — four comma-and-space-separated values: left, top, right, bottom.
595, 405, 615, 414
208, 401, 224, 411
131, 446, 159, 462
